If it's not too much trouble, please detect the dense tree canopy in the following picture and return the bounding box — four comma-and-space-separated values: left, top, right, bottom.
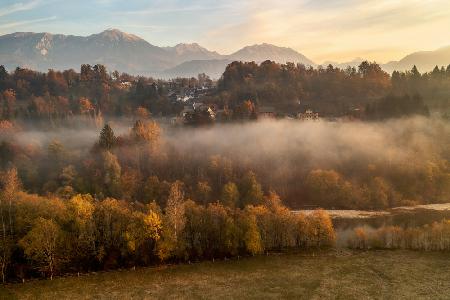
0, 61, 449, 124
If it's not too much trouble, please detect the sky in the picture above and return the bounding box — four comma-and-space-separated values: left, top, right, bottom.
1, 0, 450, 63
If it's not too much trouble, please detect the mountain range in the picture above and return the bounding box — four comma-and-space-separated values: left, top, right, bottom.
0, 29, 313, 79
0, 29, 449, 79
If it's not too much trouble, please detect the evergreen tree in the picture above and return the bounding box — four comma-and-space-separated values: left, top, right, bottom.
99, 124, 116, 150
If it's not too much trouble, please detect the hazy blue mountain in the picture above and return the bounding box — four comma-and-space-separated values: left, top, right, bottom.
163, 43, 222, 64
162, 59, 234, 79
0, 29, 174, 75
383, 46, 450, 73
322, 58, 365, 70
162, 43, 316, 79
229, 43, 315, 65
2, 28, 450, 78
0, 29, 318, 78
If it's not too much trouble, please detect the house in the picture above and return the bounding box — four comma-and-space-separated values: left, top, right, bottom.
348, 107, 364, 119
193, 102, 208, 111
298, 109, 319, 121
175, 103, 216, 125
207, 107, 216, 120
181, 105, 195, 118
170, 116, 182, 126
257, 106, 276, 119
119, 81, 132, 90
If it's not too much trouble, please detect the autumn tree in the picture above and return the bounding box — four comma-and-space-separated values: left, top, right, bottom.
158, 181, 186, 260
306, 209, 335, 248
66, 194, 96, 271
19, 218, 63, 280
0, 167, 20, 282
196, 181, 212, 205
305, 169, 355, 208
131, 120, 161, 146
239, 171, 264, 207
240, 210, 263, 255
93, 198, 131, 267
135, 106, 150, 119
101, 151, 122, 198
220, 182, 240, 208
125, 205, 162, 265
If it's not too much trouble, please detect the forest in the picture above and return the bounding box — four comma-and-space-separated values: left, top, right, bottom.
0, 115, 449, 282
0, 61, 449, 282
218, 61, 448, 117
1, 61, 449, 123
0, 167, 335, 282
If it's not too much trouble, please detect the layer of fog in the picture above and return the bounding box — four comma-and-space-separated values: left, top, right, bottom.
164, 117, 450, 172
3, 117, 449, 174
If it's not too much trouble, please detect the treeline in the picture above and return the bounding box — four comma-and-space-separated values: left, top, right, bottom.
218, 61, 389, 115
0, 169, 335, 282
348, 220, 450, 251
392, 65, 450, 112
365, 94, 429, 119
217, 61, 449, 117
0, 64, 187, 122
1, 61, 449, 124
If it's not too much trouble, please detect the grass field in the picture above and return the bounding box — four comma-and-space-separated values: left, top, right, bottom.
2, 250, 450, 299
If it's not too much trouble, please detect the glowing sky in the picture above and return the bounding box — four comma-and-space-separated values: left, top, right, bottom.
1, 0, 450, 63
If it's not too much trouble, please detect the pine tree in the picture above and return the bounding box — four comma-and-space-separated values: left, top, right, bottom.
99, 124, 116, 150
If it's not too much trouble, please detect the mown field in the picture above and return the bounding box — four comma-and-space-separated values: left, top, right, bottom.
2, 250, 450, 299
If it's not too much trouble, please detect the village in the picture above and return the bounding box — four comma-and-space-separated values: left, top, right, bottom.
114, 71, 369, 127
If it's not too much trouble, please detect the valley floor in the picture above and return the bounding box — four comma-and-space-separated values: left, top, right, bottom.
2, 250, 450, 299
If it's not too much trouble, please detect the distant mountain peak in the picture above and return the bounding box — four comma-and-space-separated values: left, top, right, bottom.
94, 28, 142, 42
0, 29, 316, 77
230, 43, 315, 65
322, 57, 365, 68
163, 43, 222, 63
175, 42, 201, 47
173, 43, 205, 52
168, 43, 218, 55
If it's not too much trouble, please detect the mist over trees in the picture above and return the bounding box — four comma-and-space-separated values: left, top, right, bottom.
0, 60, 449, 283
1, 117, 448, 211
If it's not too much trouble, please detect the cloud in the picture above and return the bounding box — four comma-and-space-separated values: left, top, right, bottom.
0, 0, 41, 17
0, 16, 57, 30
111, 3, 230, 16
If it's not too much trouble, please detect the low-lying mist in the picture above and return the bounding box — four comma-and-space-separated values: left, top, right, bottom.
2, 116, 449, 208
7, 117, 449, 165
164, 117, 449, 171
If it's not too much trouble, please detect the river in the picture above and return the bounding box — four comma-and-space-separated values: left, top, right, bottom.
294, 203, 450, 247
